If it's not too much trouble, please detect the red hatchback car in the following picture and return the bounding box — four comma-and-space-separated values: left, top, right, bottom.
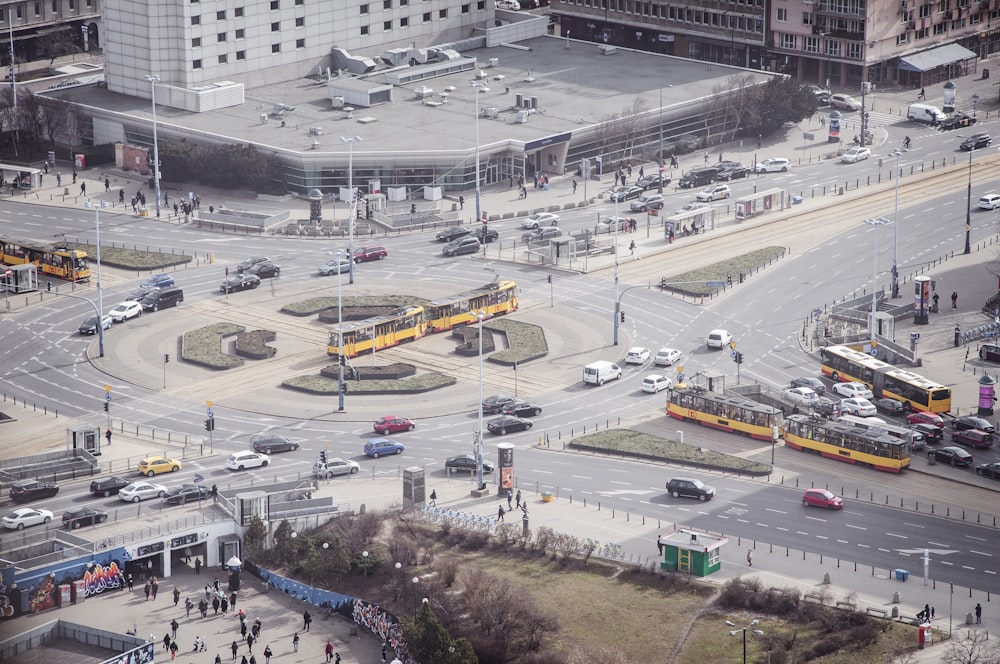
373, 415, 415, 435
802, 488, 843, 510
906, 411, 944, 428
354, 246, 388, 263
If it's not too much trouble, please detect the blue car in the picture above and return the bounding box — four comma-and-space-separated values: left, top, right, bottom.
364, 438, 405, 458
141, 274, 175, 288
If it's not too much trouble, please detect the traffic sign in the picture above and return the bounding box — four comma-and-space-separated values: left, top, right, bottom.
105, 393, 111, 402
870, 349, 878, 356
730, 341, 737, 350
730, 350, 737, 359
206, 408, 214, 418
677, 374, 685, 382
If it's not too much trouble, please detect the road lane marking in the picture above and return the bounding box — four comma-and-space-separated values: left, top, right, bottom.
940, 561, 953, 566
965, 535, 987, 542
963, 566, 976, 570
878, 548, 891, 552
816, 535, 828, 540
858, 544, 870, 548
755, 523, 769, 528
986, 570, 997, 575
903, 523, 925, 529
805, 516, 827, 522
971, 550, 993, 557
765, 508, 787, 514
776, 527, 788, 532
837, 540, 849, 544
885, 532, 907, 539
571, 475, 591, 479
845, 524, 867, 530
796, 531, 809, 535
927, 541, 950, 547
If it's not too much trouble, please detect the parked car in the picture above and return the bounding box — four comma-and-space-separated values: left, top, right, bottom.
906, 411, 944, 427
163, 484, 209, 505
641, 374, 673, 393
929, 446, 973, 466
961, 133, 992, 151
802, 488, 843, 509
354, 245, 388, 262
482, 395, 517, 414
373, 415, 416, 435
137, 456, 182, 476
221, 273, 260, 292
911, 423, 943, 443
313, 458, 360, 478
790, 377, 826, 395
839, 397, 877, 417
785, 387, 819, 406
829, 93, 861, 111
125, 285, 157, 302
2, 507, 54, 530
140, 273, 175, 288
226, 451, 271, 470
952, 429, 994, 448
607, 185, 643, 202
953, 416, 994, 432
436, 227, 471, 242
636, 174, 670, 190
62, 507, 108, 529
654, 348, 682, 367
832, 382, 874, 399
975, 462, 1000, 479
118, 481, 167, 503
140, 287, 184, 311
754, 158, 791, 173
109, 301, 143, 323
677, 167, 718, 189
89, 476, 130, 497
840, 147, 871, 163
596, 217, 631, 234
443, 237, 481, 256
476, 227, 499, 243
364, 438, 405, 458
520, 212, 560, 229
521, 227, 562, 243
978, 194, 1000, 211
446, 455, 495, 474
715, 163, 751, 181
9, 479, 59, 503
874, 397, 905, 415
706, 329, 733, 349
248, 262, 281, 279
251, 434, 300, 454
237, 256, 270, 273
625, 347, 651, 364
695, 184, 731, 202
630, 194, 665, 212
940, 113, 977, 130
318, 257, 352, 275
79, 314, 113, 335
666, 477, 715, 501
486, 415, 533, 435
501, 399, 543, 417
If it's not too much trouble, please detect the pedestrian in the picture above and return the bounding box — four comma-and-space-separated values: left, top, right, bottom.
264, 644, 272, 664
498, 504, 505, 522
216, 655, 223, 664
509, 175, 514, 189
718, 152, 723, 163
163, 633, 171, 651
756, 134, 762, 150
213, 596, 220, 614
703, 153, 709, 165
230, 591, 237, 608
213, 578, 221, 592
952, 291, 958, 308
459, 195, 464, 210
746, 549, 753, 566
127, 573, 134, 592
429, 489, 437, 507
325, 640, 334, 663
144, 581, 151, 601
241, 656, 248, 664
80, 181, 87, 196
507, 489, 513, 509
43, 162, 48, 174
303, 610, 312, 632
221, 597, 229, 614
253, 617, 262, 635
246, 634, 254, 653
976, 602, 983, 623
629, 240, 636, 256
209, 204, 215, 214
933, 292, 940, 312
173, 586, 180, 606
169, 639, 178, 660
627, 164, 633, 177
292, 633, 299, 653
72, 168, 78, 183
199, 599, 208, 618
56, 173, 62, 187
185, 597, 193, 617
170, 618, 179, 639
232, 641, 239, 661
335, 654, 341, 664
241, 621, 248, 640
204, 584, 212, 601
515, 489, 522, 508
614, 172, 620, 187
382, 643, 387, 662
195, 558, 202, 575
638, 166, 644, 179
211, 484, 219, 502
670, 154, 678, 168
572, 179, 577, 194
151, 577, 159, 599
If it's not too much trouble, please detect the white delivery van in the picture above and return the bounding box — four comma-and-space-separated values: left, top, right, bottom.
583, 360, 622, 385
907, 103, 946, 125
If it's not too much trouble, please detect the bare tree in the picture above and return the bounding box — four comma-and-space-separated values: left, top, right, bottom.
942, 630, 1000, 664
701, 73, 759, 146
590, 96, 649, 168
38, 97, 68, 150
37, 29, 81, 66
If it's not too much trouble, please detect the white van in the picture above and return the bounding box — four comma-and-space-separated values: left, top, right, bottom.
583, 361, 622, 386
907, 103, 946, 125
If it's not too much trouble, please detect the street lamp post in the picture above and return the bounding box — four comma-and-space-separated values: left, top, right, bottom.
475, 309, 488, 491
86, 200, 110, 357
340, 135, 363, 284
330, 249, 348, 411
864, 217, 891, 340
470, 81, 487, 228
972, 92, 981, 117
612, 195, 621, 345
411, 577, 419, 617
394, 562, 402, 601
361, 550, 369, 579
145, 74, 162, 218
726, 619, 763, 664
891, 148, 902, 298
959, 137, 975, 255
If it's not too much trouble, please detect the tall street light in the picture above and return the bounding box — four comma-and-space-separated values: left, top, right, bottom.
475, 309, 489, 491
85, 200, 109, 358
340, 135, 363, 284
328, 249, 349, 411
470, 80, 488, 227
891, 148, 902, 298
864, 216, 891, 340
726, 619, 763, 664
612, 194, 621, 345
961, 138, 975, 255
145, 74, 161, 218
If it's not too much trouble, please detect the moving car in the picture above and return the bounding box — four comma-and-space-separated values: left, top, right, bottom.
476, 227, 499, 243
715, 163, 750, 181
910, 423, 943, 443
906, 411, 944, 427
953, 416, 994, 432
805, 83, 831, 103
754, 158, 791, 173
312, 458, 361, 478
790, 377, 826, 395
436, 227, 471, 242
654, 348, 682, 367
237, 256, 270, 273
951, 429, 993, 448
677, 168, 718, 189
140, 287, 184, 311
163, 484, 209, 505
839, 397, 877, 417
676, 202, 711, 214
140, 273, 175, 288
79, 314, 113, 335
125, 285, 157, 302
319, 257, 352, 275
354, 245, 388, 262
832, 381, 873, 399
443, 237, 482, 256
62, 507, 109, 529
2, 507, 54, 530
975, 462, 1000, 479
629, 194, 664, 212
487, 415, 533, 435
940, 113, 977, 130
226, 451, 271, 470
501, 399, 543, 417
521, 227, 562, 243
364, 438, 405, 458
109, 301, 143, 323
495, 0, 520, 9
248, 262, 281, 278
607, 185, 643, 202
482, 395, 517, 414
520, 212, 560, 229
373, 415, 416, 435
802, 488, 843, 509
978, 194, 1000, 211
706, 329, 733, 349
9, 479, 59, 503
960, 133, 992, 151
828, 93, 861, 111
90, 476, 130, 497
641, 374, 672, 393
874, 397, 905, 415
583, 360, 622, 385
785, 387, 819, 406
695, 184, 730, 202
221, 274, 260, 292
980, 344, 1000, 362
137, 456, 182, 476
624, 347, 651, 364
636, 174, 669, 190
118, 481, 168, 502
929, 446, 973, 466
251, 434, 300, 454
446, 455, 496, 474
595, 217, 630, 234
666, 477, 715, 501
840, 147, 871, 163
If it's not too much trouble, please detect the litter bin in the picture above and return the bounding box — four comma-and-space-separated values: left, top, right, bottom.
928, 452, 936, 465
541, 491, 555, 503
894, 568, 910, 582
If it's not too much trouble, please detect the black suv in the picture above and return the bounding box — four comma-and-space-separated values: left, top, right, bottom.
636, 174, 670, 191
248, 262, 281, 279
666, 477, 716, 501
715, 163, 751, 181
911, 423, 943, 444
90, 476, 130, 497
163, 484, 208, 505
443, 237, 481, 256
10, 479, 59, 503
221, 274, 261, 293
960, 133, 992, 151
237, 256, 270, 273
476, 227, 499, 243
677, 167, 718, 189
436, 227, 471, 242
251, 434, 300, 454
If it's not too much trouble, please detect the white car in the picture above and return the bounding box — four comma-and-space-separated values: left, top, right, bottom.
676, 202, 711, 214
625, 347, 651, 365
754, 158, 791, 173
596, 217, 630, 234
226, 451, 271, 471
520, 213, 560, 229
829, 93, 861, 111
695, 184, 731, 202
840, 147, 871, 163
109, 301, 143, 323
839, 397, 877, 417
833, 381, 874, 399
979, 194, 1000, 210
496, 0, 520, 8
706, 329, 733, 349
785, 387, 819, 406
118, 481, 167, 503
2, 507, 54, 530
654, 348, 682, 367
641, 374, 673, 393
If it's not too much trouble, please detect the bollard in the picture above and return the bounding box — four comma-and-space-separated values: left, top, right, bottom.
892, 591, 901, 604
823, 572, 831, 585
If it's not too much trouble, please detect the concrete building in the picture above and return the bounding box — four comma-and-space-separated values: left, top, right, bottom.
1, 0, 102, 66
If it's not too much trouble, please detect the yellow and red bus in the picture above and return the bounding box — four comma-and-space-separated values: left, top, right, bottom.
328, 306, 427, 358
0, 238, 90, 281
425, 280, 518, 332
819, 345, 951, 413
784, 413, 911, 473
666, 386, 783, 441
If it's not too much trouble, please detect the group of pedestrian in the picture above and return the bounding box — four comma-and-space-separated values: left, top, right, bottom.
144, 576, 160, 600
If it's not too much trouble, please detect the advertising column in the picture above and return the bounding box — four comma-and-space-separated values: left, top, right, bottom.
497, 442, 514, 495
914, 276, 930, 325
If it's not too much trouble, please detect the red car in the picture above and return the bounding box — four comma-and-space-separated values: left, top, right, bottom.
802, 488, 843, 510
373, 415, 415, 435
906, 411, 944, 428
354, 246, 388, 263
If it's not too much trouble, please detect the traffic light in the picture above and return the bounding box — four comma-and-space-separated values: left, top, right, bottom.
204, 418, 215, 432
620, 311, 625, 323
103, 402, 109, 413
734, 351, 744, 365
164, 353, 170, 364
547, 275, 552, 284
47, 281, 52, 292
320, 450, 328, 463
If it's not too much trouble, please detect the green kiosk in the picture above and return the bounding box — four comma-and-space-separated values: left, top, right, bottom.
657, 527, 728, 577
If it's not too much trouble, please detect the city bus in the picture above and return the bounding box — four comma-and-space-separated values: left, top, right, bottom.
783, 413, 911, 473
836, 414, 926, 450
425, 280, 518, 332
327, 306, 427, 358
666, 386, 783, 441
819, 345, 951, 413
0, 237, 90, 281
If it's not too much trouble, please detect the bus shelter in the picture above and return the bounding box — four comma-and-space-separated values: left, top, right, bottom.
664, 207, 717, 241
0, 163, 43, 191
734, 187, 786, 221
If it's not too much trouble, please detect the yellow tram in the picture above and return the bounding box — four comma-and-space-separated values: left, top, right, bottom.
0, 238, 90, 281
665, 387, 783, 441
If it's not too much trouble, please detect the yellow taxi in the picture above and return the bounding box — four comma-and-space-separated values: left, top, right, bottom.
137, 457, 182, 477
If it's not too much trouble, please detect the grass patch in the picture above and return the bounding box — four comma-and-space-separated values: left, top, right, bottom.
281, 295, 430, 317
663, 246, 786, 297
282, 373, 456, 394
181, 323, 245, 369
75, 243, 194, 271
485, 318, 548, 365
570, 429, 772, 475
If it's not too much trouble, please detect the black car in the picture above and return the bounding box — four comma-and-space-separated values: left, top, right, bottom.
960, 133, 992, 151
929, 446, 973, 466
436, 226, 471, 242
78, 315, 112, 335
875, 397, 905, 415
940, 113, 977, 130
251, 434, 300, 454
911, 423, 943, 444
636, 174, 670, 191
445, 455, 496, 474
979, 344, 1000, 363
163, 484, 208, 505
63, 507, 109, 529
482, 395, 517, 414
9, 479, 59, 503
237, 256, 270, 273
125, 285, 158, 302
666, 477, 716, 501
790, 377, 826, 396
607, 185, 643, 202
220, 274, 260, 293
813, 397, 839, 418
442, 237, 481, 256
501, 399, 543, 417
952, 429, 994, 448
715, 164, 751, 181
90, 476, 130, 497
975, 462, 1000, 479
248, 262, 281, 279
476, 227, 499, 243
486, 415, 533, 435
952, 416, 994, 432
